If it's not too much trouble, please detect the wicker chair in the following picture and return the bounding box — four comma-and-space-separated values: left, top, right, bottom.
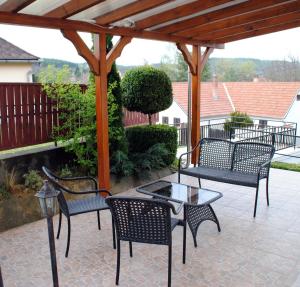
42, 166, 116, 257
106, 196, 185, 287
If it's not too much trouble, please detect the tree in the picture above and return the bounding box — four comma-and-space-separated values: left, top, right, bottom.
121, 66, 173, 125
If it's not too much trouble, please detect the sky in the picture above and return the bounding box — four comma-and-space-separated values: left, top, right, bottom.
0, 24, 300, 65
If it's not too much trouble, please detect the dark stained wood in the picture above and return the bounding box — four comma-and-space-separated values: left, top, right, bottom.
95, 0, 171, 25
7, 86, 16, 147
215, 18, 300, 43
40, 88, 47, 142
191, 45, 201, 164
61, 29, 99, 75
0, 85, 9, 148
27, 85, 35, 144
0, 11, 223, 47
21, 85, 30, 146
14, 85, 22, 145
135, 0, 232, 29
176, 43, 196, 75
0, 0, 36, 12
156, 0, 292, 34
180, 0, 300, 38
45, 0, 105, 19
34, 85, 42, 143
94, 33, 110, 189
196, 10, 300, 40
106, 36, 132, 73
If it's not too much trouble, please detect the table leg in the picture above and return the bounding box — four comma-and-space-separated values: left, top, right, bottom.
183, 205, 186, 264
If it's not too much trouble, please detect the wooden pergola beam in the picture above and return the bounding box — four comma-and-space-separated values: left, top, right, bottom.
0, 11, 223, 48
196, 10, 300, 41
45, 0, 105, 19
95, 0, 171, 25
179, 0, 300, 38
156, 0, 292, 34
200, 47, 214, 74
176, 43, 196, 75
106, 36, 132, 73
0, 0, 36, 12
134, 0, 232, 29
61, 29, 99, 75
215, 18, 300, 43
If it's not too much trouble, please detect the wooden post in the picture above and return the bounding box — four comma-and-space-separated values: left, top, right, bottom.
94, 33, 110, 189
191, 45, 201, 164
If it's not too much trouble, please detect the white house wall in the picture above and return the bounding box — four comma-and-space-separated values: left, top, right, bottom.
159, 101, 187, 125
285, 99, 300, 136
0, 63, 33, 82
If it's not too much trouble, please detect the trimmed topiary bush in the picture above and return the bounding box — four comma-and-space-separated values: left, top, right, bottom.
126, 124, 177, 165
121, 66, 173, 125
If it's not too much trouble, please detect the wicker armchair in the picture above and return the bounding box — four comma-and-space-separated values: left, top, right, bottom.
42, 166, 116, 257
106, 196, 184, 287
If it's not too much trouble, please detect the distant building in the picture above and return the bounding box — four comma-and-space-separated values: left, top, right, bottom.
159, 81, 300, 134
0, 37, 39, 82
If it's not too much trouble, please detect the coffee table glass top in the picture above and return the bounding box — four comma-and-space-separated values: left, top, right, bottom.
137, 180, 222, 206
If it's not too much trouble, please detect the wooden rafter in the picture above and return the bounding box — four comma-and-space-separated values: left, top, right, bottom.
196, 10, 300, 41
95, 0, 171, 25
45, 0, 105, 19
215, 18, 300, 43
0, 0, 36, 12
179, 0, 300, 38
61, 29, 99, 75
0, 11, 223, 47
156, 0, 292, 34
135, 0, 233, 30
176, 43, 196, 75
106, 37, 132, 73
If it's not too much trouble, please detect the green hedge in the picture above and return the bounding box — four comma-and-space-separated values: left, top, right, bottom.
271, 161, 300, 172
126, 124, 177, 165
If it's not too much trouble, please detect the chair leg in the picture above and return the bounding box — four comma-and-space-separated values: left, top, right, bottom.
112, 218, 116, 249
97, 211, 101, 230
129, 241, 133, 257
266, 178, 270, 206
178, 172, 181, 183
116, 240, 121, 285
183, 207, 186, 264
253, 186, 259, 218
168, 243, 172, 287
198, 178, 201, 188
65, 217, 71, 258
56, 211, 62, 239
208, 205, 221, 232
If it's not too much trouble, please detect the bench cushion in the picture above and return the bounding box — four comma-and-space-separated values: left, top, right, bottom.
179, 166, 258, 187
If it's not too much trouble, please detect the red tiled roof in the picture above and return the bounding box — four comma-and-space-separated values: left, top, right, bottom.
172, 82, 300, 120
172, 82, 233, 118
225, 82, 300, 119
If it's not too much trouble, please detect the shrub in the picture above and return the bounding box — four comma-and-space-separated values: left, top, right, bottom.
110, 150, 134, 177
126, 124, 177, 165
224, 111, 253, 131
0, 162, 18, 195
0, 185, 10, 200
23, 170, 43, 191
121, 66, 173, 125
59, 165, 73, 177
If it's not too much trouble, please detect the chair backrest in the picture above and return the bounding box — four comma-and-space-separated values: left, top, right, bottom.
199, 138, 234, 170
42, 166, 69, 216
106, 196, 173, 245
232, 142, 275, 176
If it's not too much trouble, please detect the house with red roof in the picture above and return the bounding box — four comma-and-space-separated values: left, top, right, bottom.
160, 81, 300, 134
0, 37, 39, 82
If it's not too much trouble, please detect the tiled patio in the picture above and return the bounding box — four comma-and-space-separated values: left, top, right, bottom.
1, 168, 300, 287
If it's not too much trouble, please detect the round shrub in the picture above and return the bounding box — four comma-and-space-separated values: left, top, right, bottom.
126, 124, 177, 165
121, 66, 173, 124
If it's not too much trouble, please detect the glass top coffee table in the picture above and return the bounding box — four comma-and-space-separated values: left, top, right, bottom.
137, 180, 222, 252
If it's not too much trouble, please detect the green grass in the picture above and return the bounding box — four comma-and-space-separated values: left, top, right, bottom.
271, 161, 300, 172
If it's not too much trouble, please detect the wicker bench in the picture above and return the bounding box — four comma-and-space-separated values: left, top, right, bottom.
178, 138, 275, 217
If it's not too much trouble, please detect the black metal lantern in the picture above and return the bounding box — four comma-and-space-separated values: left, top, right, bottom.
35, 180, 59, 217
35, 180, 59, 287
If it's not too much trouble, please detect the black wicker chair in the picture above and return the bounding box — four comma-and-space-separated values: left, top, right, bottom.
106, 196, 185, 287
42, 166, 116, 257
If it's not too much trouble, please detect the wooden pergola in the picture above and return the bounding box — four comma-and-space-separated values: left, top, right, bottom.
0, 0, 299, 189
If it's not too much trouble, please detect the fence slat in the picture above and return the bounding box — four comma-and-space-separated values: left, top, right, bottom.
0, 85, 9, 149
7, 85, 16, 147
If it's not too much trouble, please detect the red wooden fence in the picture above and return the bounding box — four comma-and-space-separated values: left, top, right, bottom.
0, 83, 156, 151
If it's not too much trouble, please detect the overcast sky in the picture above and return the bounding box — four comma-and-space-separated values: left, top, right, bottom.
0, 24, 300, 65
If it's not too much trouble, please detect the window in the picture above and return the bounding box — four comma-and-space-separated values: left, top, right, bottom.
162, 116, 169, 124
173, 117, 181, 127
258, 120, 268, 128
297, 94, 300, 101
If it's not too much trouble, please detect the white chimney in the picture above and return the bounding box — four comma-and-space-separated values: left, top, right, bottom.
212, 74, 218, 100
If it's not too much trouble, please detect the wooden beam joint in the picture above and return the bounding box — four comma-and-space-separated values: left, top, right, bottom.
176, 43, 196, 75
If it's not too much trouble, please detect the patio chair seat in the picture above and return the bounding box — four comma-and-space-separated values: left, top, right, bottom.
68, 196, 108, 216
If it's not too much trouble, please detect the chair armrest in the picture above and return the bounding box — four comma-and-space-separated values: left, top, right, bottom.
66, 188, 112, 196
58, 175, 98, 189
170, 202, 184, 215
178, 140, 202, 169
257, 159, 272, 179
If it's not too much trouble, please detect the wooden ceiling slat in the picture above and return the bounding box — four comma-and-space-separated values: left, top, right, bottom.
0, 11, 223, 47
155, 0, 293, 34
196, 10, 300, 40
134, 0, 232, 29
0, 0, 36, 12
94, 0, 172, 25
183, 1, 300, 38
45, 0, 105, 19
215, 19, 300, 43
